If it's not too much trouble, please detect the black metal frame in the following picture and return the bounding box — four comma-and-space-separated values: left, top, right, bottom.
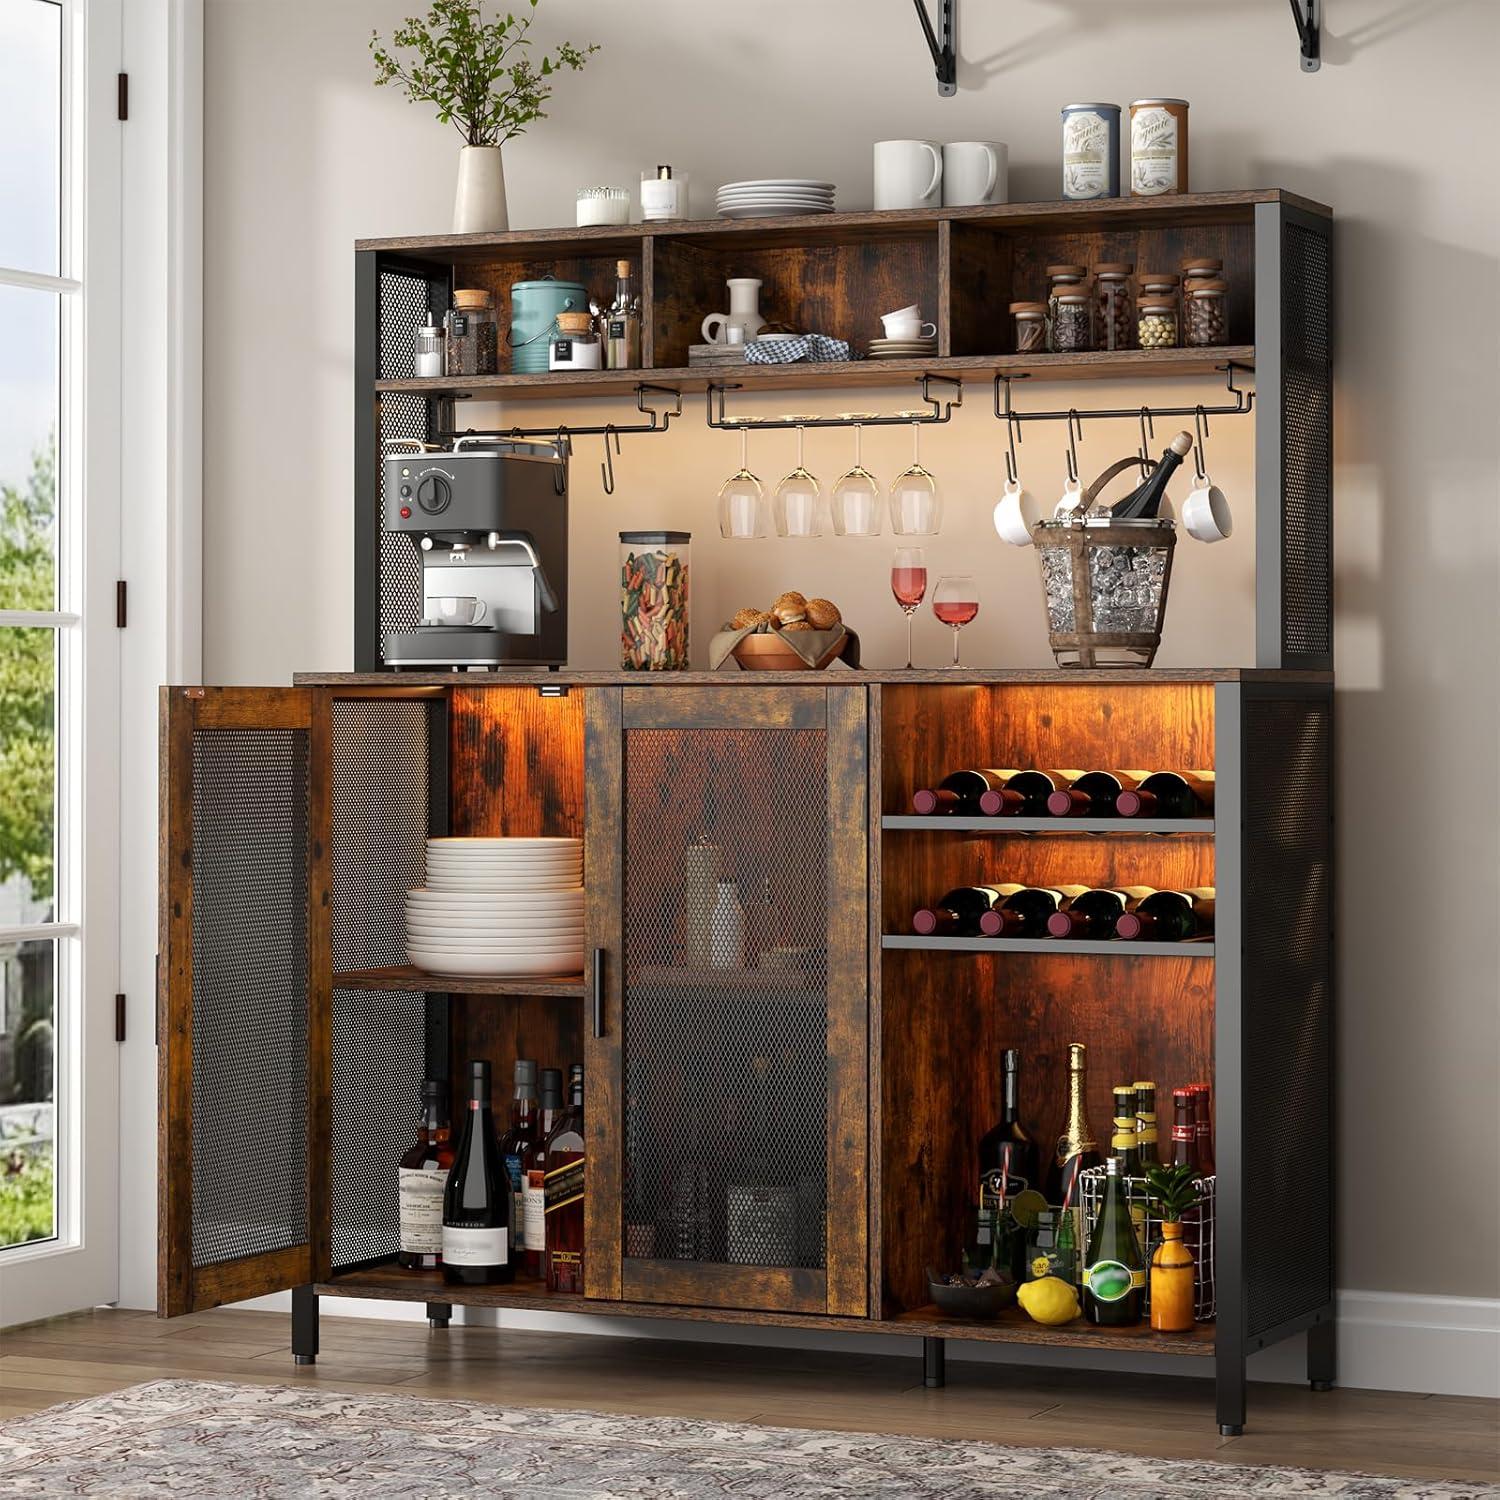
911, 0, 956, 95
705, 374, 963, 431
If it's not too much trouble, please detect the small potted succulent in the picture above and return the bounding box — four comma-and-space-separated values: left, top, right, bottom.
371, 0, 598, 233
1143, 1163, 1201, 1332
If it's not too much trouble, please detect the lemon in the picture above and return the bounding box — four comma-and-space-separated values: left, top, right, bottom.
1017, 1276, 1080, 1326
1008, 1189, 1049, 1231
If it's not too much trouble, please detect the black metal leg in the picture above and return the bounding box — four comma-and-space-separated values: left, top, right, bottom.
1215, 1347, 1245, 1435
922, 1336, 946, 1389
1307, 1317, 1336, 1391
426, 1300, 452, 1331
291, 1284, 319, 1366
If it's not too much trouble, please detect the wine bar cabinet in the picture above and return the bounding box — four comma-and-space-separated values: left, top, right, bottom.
158, 668, 1333, 1433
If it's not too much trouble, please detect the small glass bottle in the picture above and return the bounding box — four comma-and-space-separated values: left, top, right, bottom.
1183, 278, 1228, 347
604, 259, 642, 370
414, 311, 445, 378
1045, 264, 1089, 351
1010, 300, 1048, 354
1093, 263, 1135, 351
548, 309, 601, 371
446, 289, 498, 376
1051, 285, 1093, 353
1137, 293, 1179, 349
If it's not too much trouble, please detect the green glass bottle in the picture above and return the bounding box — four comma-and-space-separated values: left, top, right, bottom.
1083, 1158, 1144, 1325
1110, 1086, 1141, 1174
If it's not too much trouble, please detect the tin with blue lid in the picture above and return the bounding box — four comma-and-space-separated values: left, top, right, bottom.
1060, 103, 1121, 201
510, 277, 592, 373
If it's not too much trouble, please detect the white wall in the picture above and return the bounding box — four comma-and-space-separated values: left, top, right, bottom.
161, 0, 1500, 1388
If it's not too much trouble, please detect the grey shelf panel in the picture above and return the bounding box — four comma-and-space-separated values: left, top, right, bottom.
881, 815, 1214, 836
881, 935, 1216, 959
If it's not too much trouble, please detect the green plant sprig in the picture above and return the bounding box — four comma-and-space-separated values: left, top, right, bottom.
1144, 1164, 1201, 1223
371, 0, 598, 148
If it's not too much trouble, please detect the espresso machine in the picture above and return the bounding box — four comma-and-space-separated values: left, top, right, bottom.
382, 437, 568, 669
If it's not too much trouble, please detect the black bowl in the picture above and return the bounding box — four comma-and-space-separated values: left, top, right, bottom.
926, 1268, 1018, 1320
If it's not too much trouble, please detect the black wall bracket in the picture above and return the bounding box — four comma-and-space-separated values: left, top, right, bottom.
912, 0, 956, 96
1290, 0, 1321, 72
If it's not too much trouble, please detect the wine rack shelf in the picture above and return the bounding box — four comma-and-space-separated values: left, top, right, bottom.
333, 965, 587, 997
881, 934, 1216, 958
880, 816, 1214, 836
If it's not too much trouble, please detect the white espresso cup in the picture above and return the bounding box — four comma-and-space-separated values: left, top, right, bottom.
1182, 475, 1234, 542
992, 478, 1041, 546
431, 596, 488, 626
881, 307, 937, 340
1053, 477, 1085, 519
942, 141, 1009, 206
874, 139, 943, 210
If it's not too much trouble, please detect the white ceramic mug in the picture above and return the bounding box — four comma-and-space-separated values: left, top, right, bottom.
1182, 475, 1233, 542
942, 141, 1008, 206
1053, 477, 1085, 519
881, 309, 937, 340
992, 479, 1040, 546
874, 139, 942, 210
432, 596, 488, 626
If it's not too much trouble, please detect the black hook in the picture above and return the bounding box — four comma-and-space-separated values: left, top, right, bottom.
1065, 410, 1082, 487
1193, 405, 1210, 483
1137, 407, 1156, 474
600, 427, 620, 495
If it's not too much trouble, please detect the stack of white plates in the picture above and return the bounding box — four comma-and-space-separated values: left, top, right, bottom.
405, 837, 584, 978
868, 336, 939, 361
716, 179, 836, 219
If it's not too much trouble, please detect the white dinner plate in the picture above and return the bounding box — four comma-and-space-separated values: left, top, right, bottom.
405, 921, 585, 938
407, 942, 585, 957
718, 204, 836, 219
718, 178, 835, 190
716, 196, 833, 207
406, 951, 584, 978
426, 837, 580, 850
716, 188, 833, 200
423, 881, 582, 896
424, 853, 582, 867
406, 892, 584, 909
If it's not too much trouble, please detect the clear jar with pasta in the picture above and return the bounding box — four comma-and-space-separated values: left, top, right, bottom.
1182, 278, 1227, 347
1010, 300, 1049, 354
1093, 263, 1135, 351
1051, 286, 1093, 353
1137, 295, 1178, 349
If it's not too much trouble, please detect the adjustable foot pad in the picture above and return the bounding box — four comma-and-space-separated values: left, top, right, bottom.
294, 1355, 316, 1366
1310, 1379, 1333, 1392
1218, 1423, 1243, 1436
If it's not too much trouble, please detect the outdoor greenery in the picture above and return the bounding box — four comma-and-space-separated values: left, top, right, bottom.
0, 1142, 54, 1246
370, 0, 598, 147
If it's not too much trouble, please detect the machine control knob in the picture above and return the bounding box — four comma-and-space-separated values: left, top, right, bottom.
419, 535, 434, 551
415, 472, 451, 514
399, 483, 412, 498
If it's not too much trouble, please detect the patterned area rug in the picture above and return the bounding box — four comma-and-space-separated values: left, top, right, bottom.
0, 1379, 1492, 1498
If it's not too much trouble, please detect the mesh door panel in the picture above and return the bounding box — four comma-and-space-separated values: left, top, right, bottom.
622, 728, 829, 1272
1242, 694, 1334, 1337
190, 730, 310, 1268
329, 699, 431, 1268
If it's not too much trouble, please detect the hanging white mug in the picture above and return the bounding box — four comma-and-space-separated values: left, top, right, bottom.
1183, 473, 1234, 541
874, 139, 943, 210
1054, 477, 1085, 519
942, 141, 1008, 206
992, 478, 1040, 546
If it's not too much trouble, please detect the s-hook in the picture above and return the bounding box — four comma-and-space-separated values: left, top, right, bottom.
1064, 410, 1083, 487
600, 426, 621, 495
1002, 403, 1021, 486
1193, 406, 1211, 483
1137, 407, 1156, 474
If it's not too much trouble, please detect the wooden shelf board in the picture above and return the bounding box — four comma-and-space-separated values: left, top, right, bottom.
890, 1303, 1215, 1355
375, 347, 1254, 402
296, 667, 1331, 687
881, 935, 1215, 958
333, 964, 586, 997
881, 815, 1214, 836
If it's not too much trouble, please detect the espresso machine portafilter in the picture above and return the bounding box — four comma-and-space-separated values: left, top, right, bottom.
381, 437, 568, 669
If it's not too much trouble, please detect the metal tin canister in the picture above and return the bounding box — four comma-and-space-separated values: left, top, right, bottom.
1129, 99, 1190, 196
1061, 103, 1121, 200
510, 277, 591, 374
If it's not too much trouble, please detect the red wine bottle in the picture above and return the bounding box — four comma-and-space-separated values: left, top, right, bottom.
1046, 886, 1155, 939
1111, 432, 1193, 519
1115, 887, 1215, 941
442, 1060, 514, 1286
1116, 771, 1216, 819
1046, 770, 1149, 818
1190, 1083, 1215, 1177
397, 1079, 455, 1271
978, 1048, 1041, 1204
989, 884, 1090, 937
912, 885, 1017, 937
912, 770, 1023, 816
1171, 1087, 1199, 1172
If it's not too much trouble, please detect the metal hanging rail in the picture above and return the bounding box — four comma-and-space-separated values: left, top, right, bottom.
993, 362, 1254, 428
706, 374, 963, 431
438, 382, 683, 446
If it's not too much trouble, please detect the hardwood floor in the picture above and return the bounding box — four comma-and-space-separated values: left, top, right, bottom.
1, 1307, 1495, 1485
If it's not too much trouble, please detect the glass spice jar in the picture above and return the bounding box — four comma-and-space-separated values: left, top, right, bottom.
1180, 257, 1224, 299
1094, 263, 1135, 351
446, 288, 498, 376
1010, 300, 1049, 354
1052, 285, 1093, 353
1045, 264, 1089, 351
1137, 294, 1179, 349
1182, 278, 1228, 347
548, 309, 601, 370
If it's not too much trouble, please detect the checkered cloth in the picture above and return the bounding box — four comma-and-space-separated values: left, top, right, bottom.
744, 334, 859, 365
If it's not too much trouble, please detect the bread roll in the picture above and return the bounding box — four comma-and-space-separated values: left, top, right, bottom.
804, 597, 841, 630
730, 607, 762, 631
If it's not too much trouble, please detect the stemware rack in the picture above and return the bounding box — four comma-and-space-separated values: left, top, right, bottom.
704, 373, 963, 430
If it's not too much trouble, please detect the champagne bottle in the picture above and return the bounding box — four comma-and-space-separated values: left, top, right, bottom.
911, 885, 1017, 937
1082, 1157, 1145, 1325
543, 1064, 585, 1293
978, 1048, 1041, 1208
441, 1060, 513, 1286
1046, 770, 1150, 818
1134, 1082, 1161, 1170
1115, 770, 1216, 819
1109, 1085, 1141, 1174
1190, 1083, 1216, 1177
1111, 432, 1193, 519
1115, 888, 1215, 942
397, 1079, 455, 1271
1045, 1042, 1102, 1206
1046, 886, 1155, 940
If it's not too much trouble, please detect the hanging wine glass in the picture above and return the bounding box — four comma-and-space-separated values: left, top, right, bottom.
888, 413, 943, 535
773, 420, 823, 538
932, 574, 979, 668
890, 546, 927, 670
831, 415, 881, 536
717, 425, 766, 539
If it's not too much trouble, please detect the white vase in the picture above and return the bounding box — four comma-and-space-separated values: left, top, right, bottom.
453, 146, 508, 234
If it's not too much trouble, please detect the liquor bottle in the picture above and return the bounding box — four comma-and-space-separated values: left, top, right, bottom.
604, 259, 641, 370
1045, 1042, 1103, 1206
1111, 432, 1193, 519
911, 885, 1016, 937
522, 1068, 565, 1278
911, 770, 1023, 817
988, 884, 1091, 938
1045, 770, 1150, 818
1109, 1085, 1141, 1174
978, 1048, 1041, 1207
1190, 1083, 1216, 1177
1115, 770, 1216, 819
499, 1059, 539, 1244
544, 1065, 586, 1293
1171, 1087, 1198, 1171
1114, 888, 1216, 942
1134, 1081, 1161, 1170
623, 1058, 656, 1259
1046, 886, 1156, 939
398, 1079, 455, 1271
441, 1060, 513, 1286
1082, 1157, 1145, 1325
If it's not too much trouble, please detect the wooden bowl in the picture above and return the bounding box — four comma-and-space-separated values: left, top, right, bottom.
732, 631, 847, 672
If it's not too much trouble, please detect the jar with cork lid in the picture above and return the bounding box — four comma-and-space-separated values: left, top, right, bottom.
1051, 284, 1093, 353
1010, 301, 1049, 354
1093, 263, 1135, 351
446, 289, 498, 375
1045, 264, 1089, 351
1182, 278, 1227, 347
548, 310, 601, 371
1137, 293, 1179, 349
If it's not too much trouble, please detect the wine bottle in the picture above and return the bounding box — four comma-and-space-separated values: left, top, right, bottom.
912, 769, 1023, 816
1190, 1083, 1216, 1177
1111, 432, 1193, 520
1115, 770, 1216, 819
1115, 888, 1215, 942
978, 1048, 1041, 1208
623, 1058, 655, 1259
1046, 886, 1156, 940
990, 884, 1090, 938
1171, 1087, 1198, 1171
522, 1068, 565, 1278
499, 1059, 539, 1244
911, 885, 1016, 937
398, 1079, 455, 1271
1045, 1042, 1103, 1207
1134, 1081, 1161, 1170
1045, 770, 1150, 818
543, 1065, 586, 1293
1082, 1157, 1145, 1325
441, 1060, 513, 1285
1109, 1085, 1142, 1174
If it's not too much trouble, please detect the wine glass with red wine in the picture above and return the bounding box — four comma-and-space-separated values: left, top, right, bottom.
932, 574, 979, 668
891, 547, 927, 669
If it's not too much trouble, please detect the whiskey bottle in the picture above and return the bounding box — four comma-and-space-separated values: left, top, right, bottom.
978, 1048, 1041, 1206
1046, 770, 1149, 817
1109, 1085, 1142, 1174
1045, 1042, 1103, 1207
1046, 887, 1156, 939
1111, 432, 1193, 519
544, 1065, 586, 1293
1114, 888, 1215, 942
1134, 1081, 1161, 1170
911, 885, 1017, 937
1190, 1083, 1216, 1176
604, 259, 641, 370
1082, 1157, 1145, 1325
1171, 1087, 1198, 1171
1115, 770, 1216, 819
522, 1068, 565, 1278
441, 1060, 513, 1286
398, 1079, 455, 1271
499, 1059, 539, 1246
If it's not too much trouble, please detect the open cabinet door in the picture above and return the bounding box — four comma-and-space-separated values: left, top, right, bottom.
157, 687, 330, 1315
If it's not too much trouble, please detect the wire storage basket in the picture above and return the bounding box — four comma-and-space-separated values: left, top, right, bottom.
1079, 1167, 1216, 1321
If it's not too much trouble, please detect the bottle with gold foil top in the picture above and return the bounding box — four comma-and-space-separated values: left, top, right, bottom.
1134, 1082, 1161, 1170
1110, 1086, 1141, 1175
1045, 1043, 1102, 1207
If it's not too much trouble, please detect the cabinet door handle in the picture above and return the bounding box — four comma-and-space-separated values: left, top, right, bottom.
592, 947, 605, 1038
